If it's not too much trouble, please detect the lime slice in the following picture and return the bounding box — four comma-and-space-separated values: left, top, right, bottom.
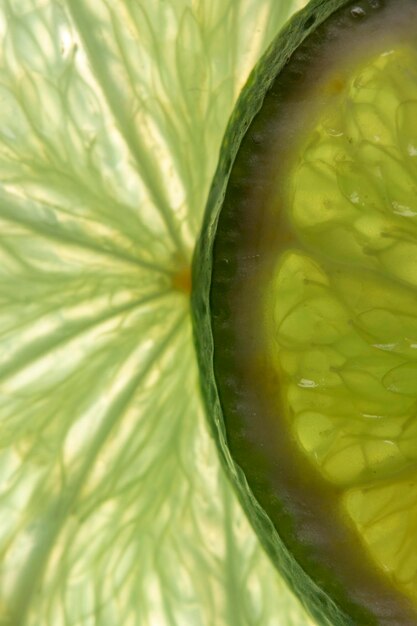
0, 1, 316, 626
194, 0, 417, 623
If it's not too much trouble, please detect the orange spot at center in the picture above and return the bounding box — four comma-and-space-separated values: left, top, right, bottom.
171, 266, 192, 294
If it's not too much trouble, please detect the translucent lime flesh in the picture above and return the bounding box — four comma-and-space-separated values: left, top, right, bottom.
272, 41, 417, 602
0, 1, 319, 626
207, 0, 417, 623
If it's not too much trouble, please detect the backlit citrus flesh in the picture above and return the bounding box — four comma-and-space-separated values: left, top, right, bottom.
274, 41, 417, 601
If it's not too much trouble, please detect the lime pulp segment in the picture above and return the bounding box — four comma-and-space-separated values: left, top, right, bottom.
274, 41, 417, 601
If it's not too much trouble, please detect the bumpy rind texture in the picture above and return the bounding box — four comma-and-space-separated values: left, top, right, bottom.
192, 1, 360, 625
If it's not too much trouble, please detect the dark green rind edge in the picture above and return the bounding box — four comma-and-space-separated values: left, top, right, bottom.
191, 1, 361, 625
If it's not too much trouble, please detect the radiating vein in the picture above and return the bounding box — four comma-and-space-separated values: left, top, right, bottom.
7, 310, 187, 626
66, 0, 188, 259
0, 191, 170, 275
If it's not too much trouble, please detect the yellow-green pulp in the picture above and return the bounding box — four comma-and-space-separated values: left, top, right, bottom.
266, 34, 417, 608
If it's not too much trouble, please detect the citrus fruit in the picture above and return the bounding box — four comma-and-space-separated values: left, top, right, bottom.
193, 0, 417, 624
0, 1, 317, 625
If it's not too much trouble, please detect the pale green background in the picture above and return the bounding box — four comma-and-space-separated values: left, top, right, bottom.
0, 1, 316, 624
